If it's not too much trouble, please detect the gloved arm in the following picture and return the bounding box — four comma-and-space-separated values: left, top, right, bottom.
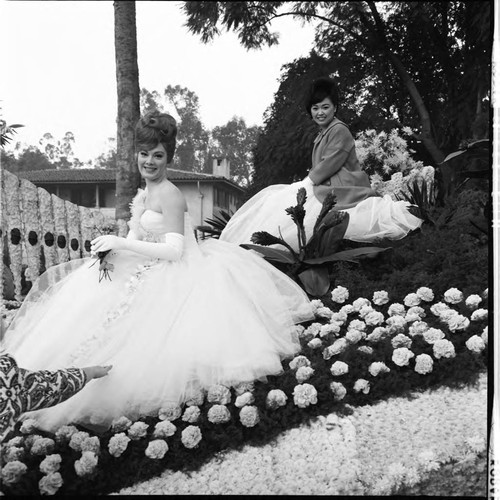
91, 233, 184, 261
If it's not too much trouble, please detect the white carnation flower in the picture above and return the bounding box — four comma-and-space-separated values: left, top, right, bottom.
366, 326, 388, 343
465, 335, 486, 353
339, 304, 355, 316
357, 345, 374, 355
414, 354, 433, 374
1, 461, 28, 485
407, 306, 425, 319
307, 337, 323, 349
315, 306, 333, 320
153, 420, 177, 438
239, 405, 260, 427
403, 293, 421, 307
110, 416, 132, 433
465, 294, 482, 309
416, 286, 434, 302
358, 305, 375, 319
292, 383, 318, 408
447, 314, 470, 332
353, 379, 370, 394
372, 290, 390, 306
481, 326, 488, 345
365, 311, 385, 326
38, 472, 63, 495
368, 362, 390, 376
207, 384, 231, 405
207, 404, 232, 424
127, 421, 149, 440
108, 433, 130, 458
74, 451, 98, 477
430, 301, 450, 316
348, 319, 366, 331
235, 391, 255, 408
391, 333, 412, 349
443, 287, 463, 304
145, 439, 169, 459
471, 308, 488, 322
387, 303, 406, 317
265, 389, 288, 410
392, 347, 415, 366
182, 406, 201, 424
330, 285, 349, 303
289, 355, 311, 370
296, 366, 315, 383
330, 361, 349, 376
422, 327, 445, 344
386, 315, 407, 334
303, 322, 322, 339
323, 338, 348, 359
54, 425, 79, 444
433, 339, 456, 359
330, 311, 348, 324
319, 323, 340, 337
352, 297, 371, 311
158, 402, 183, 421
181, 426, 202, 449
233, 381, 255, 396
329, 382, 347, 401
30, 437, 56, 456
345, 329, 364, 344
408, 320, 429, 337
69, 431, 90, 452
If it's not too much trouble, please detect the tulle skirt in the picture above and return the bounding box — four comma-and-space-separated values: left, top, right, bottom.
4, 239, 314, 432
220, 179, 423, 252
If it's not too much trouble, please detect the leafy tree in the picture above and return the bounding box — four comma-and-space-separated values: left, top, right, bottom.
209, 117, 261, 186
94, 137, 118, 170
182, 1, 491, 197
114, 0, 141, 224
1, 141, 70, 173
141, 86, 210, 173
38, 131, 78, 169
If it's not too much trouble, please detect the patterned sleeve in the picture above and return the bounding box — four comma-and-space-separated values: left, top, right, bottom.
22, 367, 87, 412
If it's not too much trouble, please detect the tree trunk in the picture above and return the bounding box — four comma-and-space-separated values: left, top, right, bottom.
114, 1, 140, 232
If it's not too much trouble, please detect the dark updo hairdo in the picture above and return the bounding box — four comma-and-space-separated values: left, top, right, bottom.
135, 110, 177, 163
305, 77, 340, 117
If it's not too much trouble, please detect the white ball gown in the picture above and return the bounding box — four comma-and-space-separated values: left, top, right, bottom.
220, 178, 423, 252
3, 189, 314, 432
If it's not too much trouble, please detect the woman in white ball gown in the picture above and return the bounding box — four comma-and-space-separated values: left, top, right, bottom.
3, 111, 314, 432
220, 77, 423, 252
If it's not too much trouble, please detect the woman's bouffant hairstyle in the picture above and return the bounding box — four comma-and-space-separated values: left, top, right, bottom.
135, 110, 177, 163
305, 77, 340, 117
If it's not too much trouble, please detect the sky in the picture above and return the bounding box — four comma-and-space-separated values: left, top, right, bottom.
0, 1, 317, 162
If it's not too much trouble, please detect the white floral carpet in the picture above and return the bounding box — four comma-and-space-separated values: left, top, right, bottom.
112, 372, 487, 496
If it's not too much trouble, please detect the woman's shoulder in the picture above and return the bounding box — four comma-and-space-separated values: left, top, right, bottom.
159, 180, 187, 211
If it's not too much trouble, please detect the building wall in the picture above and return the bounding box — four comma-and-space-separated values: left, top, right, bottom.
177, 182, 214, 227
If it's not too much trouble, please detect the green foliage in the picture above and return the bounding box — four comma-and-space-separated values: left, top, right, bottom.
0, 120, 24, 148
197, 210, 233, 239
328, 214, 488, 303
242, 188, 389, 297
208, 117, 261, 187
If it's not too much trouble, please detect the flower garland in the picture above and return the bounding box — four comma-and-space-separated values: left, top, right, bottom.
19, 179, 42, 284
0, 285, 489, 496
37, 187, 59, 269
3, 170, 24, 300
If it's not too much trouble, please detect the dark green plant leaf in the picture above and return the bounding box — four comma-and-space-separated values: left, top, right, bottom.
304, 246, 391, 265
240, 244, 297, 264
297, 266, 330, 296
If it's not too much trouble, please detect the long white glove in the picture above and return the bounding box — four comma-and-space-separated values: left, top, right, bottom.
91, 233, 184, 261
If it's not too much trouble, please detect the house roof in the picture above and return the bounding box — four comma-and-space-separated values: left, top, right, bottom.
17, 168, 245, 192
